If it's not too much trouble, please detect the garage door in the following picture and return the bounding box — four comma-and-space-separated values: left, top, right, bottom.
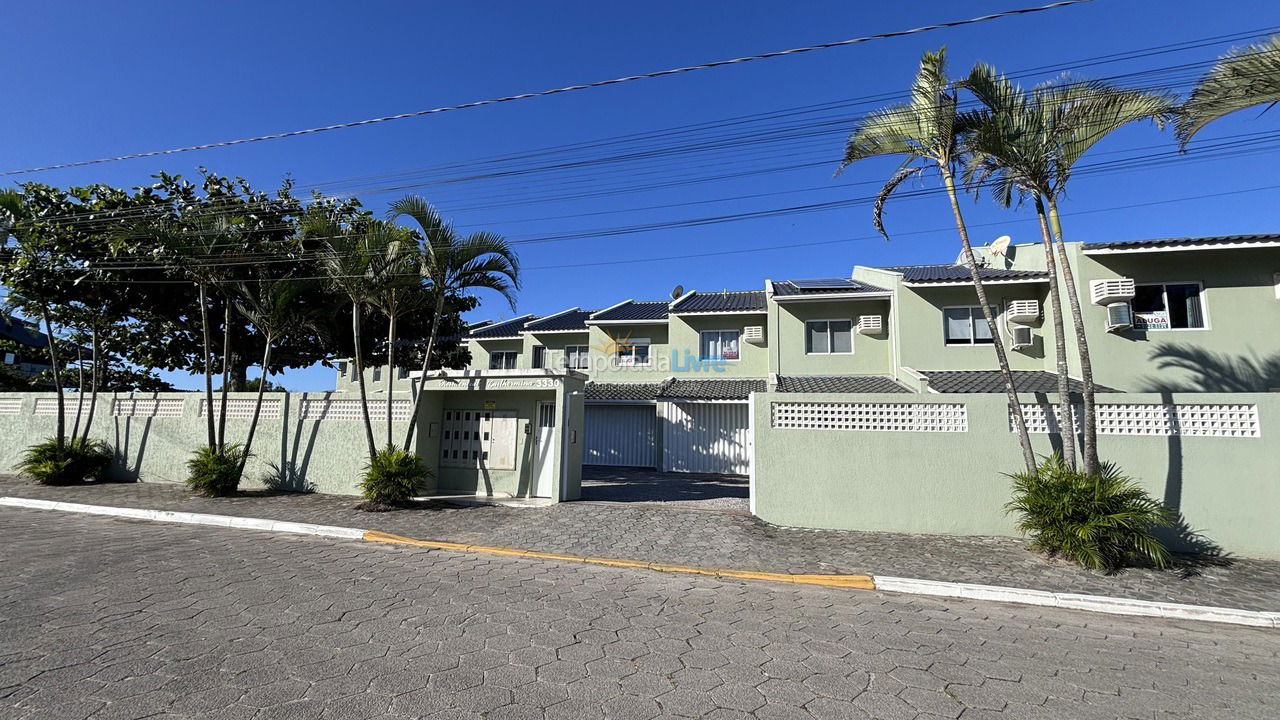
663, 402, 751, 475
584, 405, 657, 467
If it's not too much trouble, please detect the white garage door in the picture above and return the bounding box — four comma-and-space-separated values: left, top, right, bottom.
663, 402, 751, 475
584, 404, 657, 467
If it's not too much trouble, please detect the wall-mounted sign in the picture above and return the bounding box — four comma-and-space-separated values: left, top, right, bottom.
483, 400, 496, 410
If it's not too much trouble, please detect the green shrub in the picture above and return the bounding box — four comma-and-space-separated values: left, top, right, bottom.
16, 438, 113, 485
1006, 453, 1176, 571
186, 444, 248, 497
359, 445, 430, 510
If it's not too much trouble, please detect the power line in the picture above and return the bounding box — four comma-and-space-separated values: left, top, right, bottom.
0, 0, 1097, 177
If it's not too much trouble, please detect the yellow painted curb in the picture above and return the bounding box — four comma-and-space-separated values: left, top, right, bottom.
362, 530, 876, 590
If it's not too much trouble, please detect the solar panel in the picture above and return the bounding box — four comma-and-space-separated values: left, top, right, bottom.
788, 278, 857, 290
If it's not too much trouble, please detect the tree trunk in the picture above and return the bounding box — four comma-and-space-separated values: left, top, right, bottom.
80, 325, 100, 444
71, 343, 85, 442
238, 333, 272, 478
402, 292, 445, 448
218, 300, 232, 451
231, 364, 248, 392
352, 301, 377, 460
1047, 199, 1100, 475
1034, 196, 1077, 468
198, 283, 216, 448
940, 167, 1036, 473
385, 312, 397, 448
41, 304, 66, 449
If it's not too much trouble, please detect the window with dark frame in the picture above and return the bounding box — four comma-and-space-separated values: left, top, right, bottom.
804, 320, 853, 354
1132, 283, 1205, 330
944, 306, 996, 346
531, 345, 545, 369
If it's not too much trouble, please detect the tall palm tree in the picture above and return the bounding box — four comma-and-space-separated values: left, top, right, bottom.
387, 196, 520, 448
364, 226, 419, 447
961, 64, 1079, 468
1178, 36, 1280, 147
838, 48, 1036, 472
1036, 78, 1176, 474
305, 207, 404, 461
230, 272, 316, 476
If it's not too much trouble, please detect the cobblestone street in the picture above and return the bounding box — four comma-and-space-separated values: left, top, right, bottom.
2, 508, 1278, 719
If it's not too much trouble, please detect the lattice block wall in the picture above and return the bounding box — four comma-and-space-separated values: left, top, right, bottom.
111, 398, 186, 418
299, 399, 411, 421
1016, 403, 1261, 438
0, 397, 23, 416
33, 398, 96, 416
772, 402, 968, 432
199, 398, 283, 419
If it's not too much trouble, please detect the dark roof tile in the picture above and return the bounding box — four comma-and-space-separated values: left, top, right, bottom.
660, 378, 766, 400
584, 382, 667, 401
525, 309, 594, 332
920, 370, 1116, 394
775, 375, 910, 393
882, 264, 1048, 283
670, 290, 766, 313
467, 315, 536, 339
1083, 232, 1280, 251
771, 278, 888, 297
590, 301, 670, 322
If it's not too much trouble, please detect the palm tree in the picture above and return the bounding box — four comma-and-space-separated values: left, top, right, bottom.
364, 234, 421, 447
1177, 36, 1280, 147
961, 64, 1079, 468
387, 196, 520, 448
306, 207, 405, 461
838, 48, 1036, 472
1035, 78, 1176, 474
230, 272, 316, 476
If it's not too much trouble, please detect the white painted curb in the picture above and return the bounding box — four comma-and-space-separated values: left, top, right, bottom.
875, 576, 1278, 629
0, 497, 365, 540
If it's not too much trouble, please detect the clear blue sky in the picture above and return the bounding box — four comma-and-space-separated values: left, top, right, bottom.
4, 1, 1277, 391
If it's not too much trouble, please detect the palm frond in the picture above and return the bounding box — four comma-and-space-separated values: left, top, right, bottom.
871, 164, 924, 239
1178, 36, 1280, 146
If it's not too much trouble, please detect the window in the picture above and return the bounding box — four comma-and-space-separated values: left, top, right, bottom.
372, 367, 382, 382
531, 345, 546, 369
804, 320, 853, 354
488, 351, 518, 369
563, 345, 590, 370
1132, 283, 1205, 330
944, 306, 997, 346
699, 330, 741, 361
615, 338, 651, 366
398, 367, 409, 380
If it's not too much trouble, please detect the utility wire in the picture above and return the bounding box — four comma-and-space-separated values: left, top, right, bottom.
0, 0, 1096, 177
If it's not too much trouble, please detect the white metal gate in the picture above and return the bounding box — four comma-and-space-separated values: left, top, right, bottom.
663, 402, 750, 475
584, 405, 656, 467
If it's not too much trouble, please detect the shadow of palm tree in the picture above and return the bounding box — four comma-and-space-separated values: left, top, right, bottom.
1139, 344, 1280, 392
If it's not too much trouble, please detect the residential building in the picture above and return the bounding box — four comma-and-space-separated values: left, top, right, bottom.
1, 314, 54, 378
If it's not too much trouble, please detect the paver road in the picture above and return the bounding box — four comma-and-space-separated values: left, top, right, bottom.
1, 508, 1276, 720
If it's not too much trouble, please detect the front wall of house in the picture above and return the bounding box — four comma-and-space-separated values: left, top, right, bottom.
894, 283, 1055, 373
468, 338, 525, 370
771, 298, 893, 376
586, 323, 671, 381
524, 331, 592, 372
1070, 246, 1280, 392
667, 314, 769, 378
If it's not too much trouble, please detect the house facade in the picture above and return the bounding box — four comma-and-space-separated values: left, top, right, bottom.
344, 232, 1280, 478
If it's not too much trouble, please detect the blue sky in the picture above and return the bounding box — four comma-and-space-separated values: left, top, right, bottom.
4, 1, 1278, 391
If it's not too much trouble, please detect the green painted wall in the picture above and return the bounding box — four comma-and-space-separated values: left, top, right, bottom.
771, 298, 893, 376
891, 282, 1054, 373
468, 338, 524, 370
586, 323, 671, 381
752, 391, 1280, 559
524, 331, 592, 371
668, 314, 769, 378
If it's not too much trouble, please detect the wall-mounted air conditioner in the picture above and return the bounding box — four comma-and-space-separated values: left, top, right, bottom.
1105, 302, 1132, 332
1090, 278, 1135, 305
856, 315, 883, 335
1006, 300, 1040, 322
743, 325, 765, 344
1010, 324, 1033, 350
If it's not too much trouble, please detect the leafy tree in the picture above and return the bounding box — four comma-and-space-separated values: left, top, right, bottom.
837, 48, 1036, 472
1177, 36, 1280, 146
388, 195, 520, 447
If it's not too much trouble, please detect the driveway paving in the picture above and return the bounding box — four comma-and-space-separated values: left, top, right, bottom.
1, 509, 1278, 719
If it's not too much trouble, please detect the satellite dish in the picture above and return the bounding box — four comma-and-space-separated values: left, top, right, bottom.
990, 235, 1012, 256
670, 284, 685, 300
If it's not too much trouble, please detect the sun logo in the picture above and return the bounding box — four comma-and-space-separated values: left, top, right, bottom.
592, 331, 633, 356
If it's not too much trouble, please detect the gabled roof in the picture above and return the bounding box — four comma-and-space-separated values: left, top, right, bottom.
670, 290, 766, 314
1082, 232, 1280, 253
771, 278, 889, 297
919, 370, 1116, 394
775, 375, 910, 394
524, 308, 594, 332
589, 300, 670, 323
881, 264, 1048, 284
467, 315, 536, 340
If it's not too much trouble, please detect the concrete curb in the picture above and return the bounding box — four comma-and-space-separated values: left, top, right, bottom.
3, 497, 1274, 629
0, 497, 365, 540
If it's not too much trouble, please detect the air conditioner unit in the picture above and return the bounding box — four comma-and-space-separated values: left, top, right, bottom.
1010, 324, 1033, 350
742, 325, 765, 344
1090, 278, 1135, 305
1006, 300, 1040, 322
1105, 301, 1132, 332
856, 315, 883, 334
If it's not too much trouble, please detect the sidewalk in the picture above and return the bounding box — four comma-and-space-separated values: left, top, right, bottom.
2, 474, 1278, 612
